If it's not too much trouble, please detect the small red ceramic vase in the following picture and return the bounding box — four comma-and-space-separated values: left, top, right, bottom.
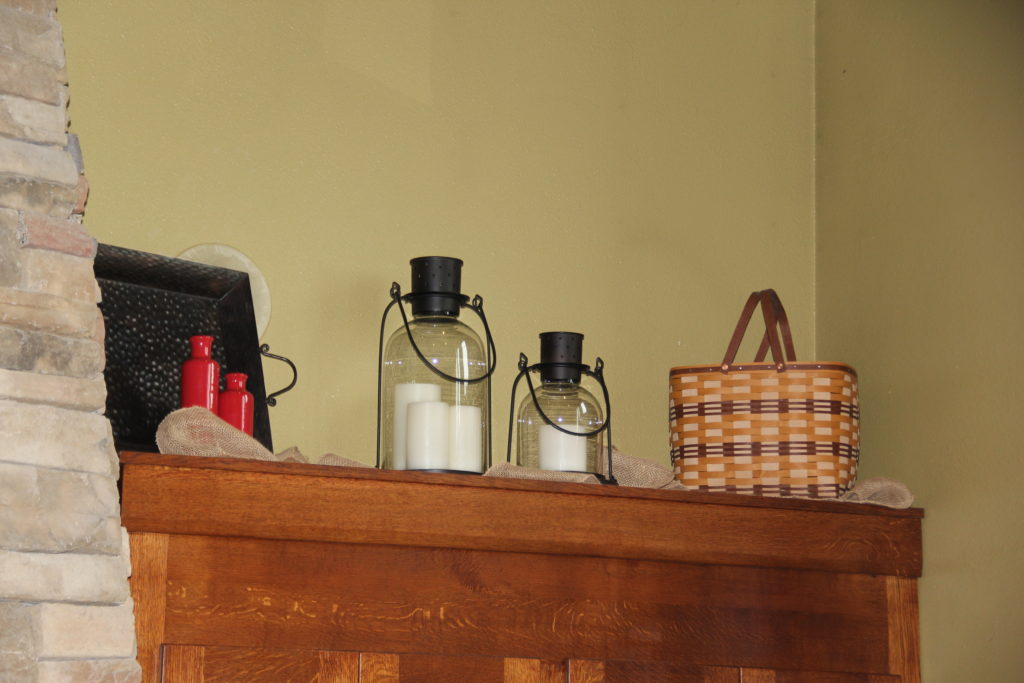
218, 372, 254, 435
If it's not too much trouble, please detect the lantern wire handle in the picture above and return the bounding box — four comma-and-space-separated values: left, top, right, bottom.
507, 353, 616, 484
393, 285, 497, 384
375, 284, 401, 467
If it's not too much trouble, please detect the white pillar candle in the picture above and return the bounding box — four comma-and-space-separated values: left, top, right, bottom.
406, 400, 450, 470
448, 405, 482, 473
539, 423, 587, 472
392, 383, 441, 469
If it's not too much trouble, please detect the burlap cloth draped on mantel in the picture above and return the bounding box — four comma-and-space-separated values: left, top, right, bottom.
156, 407, 369, 468
156, 407, 913, 508
484, 451, 914, 509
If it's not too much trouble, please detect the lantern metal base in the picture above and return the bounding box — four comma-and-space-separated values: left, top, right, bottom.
405, 468, 485, 476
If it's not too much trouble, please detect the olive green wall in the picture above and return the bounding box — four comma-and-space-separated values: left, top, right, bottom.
816, 1, 1024, 680
61, 0, 816, 465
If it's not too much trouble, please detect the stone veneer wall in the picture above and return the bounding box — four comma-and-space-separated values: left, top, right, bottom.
0, 1, 140, 681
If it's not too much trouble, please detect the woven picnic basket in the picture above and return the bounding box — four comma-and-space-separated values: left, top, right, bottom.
669, 290, 859, 498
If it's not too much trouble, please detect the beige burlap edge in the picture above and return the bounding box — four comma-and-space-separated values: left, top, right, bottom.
156, 408, 373, 467
486, 445, 914, 508
156, 407, 277, 461
839, 477, 914, 509
317, 453, 373, 468
484, 461, 599, 484
611, 446, 688, 490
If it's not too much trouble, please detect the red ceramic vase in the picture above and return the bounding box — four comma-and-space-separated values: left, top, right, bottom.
180, 335, 220, 412
219, 372, 254, 435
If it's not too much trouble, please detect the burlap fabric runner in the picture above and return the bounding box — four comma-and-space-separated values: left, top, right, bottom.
839, 477, 914, 508
484, 462, 599, 484
484, 447, 684, 489
156, 407, 370, 467
157, 407, 277, 460
485, 447, 913, 508
156, 408, 911, 508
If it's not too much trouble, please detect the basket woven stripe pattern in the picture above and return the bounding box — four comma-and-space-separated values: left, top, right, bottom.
670, 364, 859, 498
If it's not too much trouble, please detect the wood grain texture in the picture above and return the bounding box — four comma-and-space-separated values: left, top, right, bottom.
158, 534, 890, 674
161, 645, 360, 682
569, 660, 605, 683
886, 575, 921, 683
503, 657, 565, 682
319, 651, 360, 681
360, 653, 399, 682
576, 659, 740, 682
120, 453, 922, 577
130, 532, 168, 683
741, 669, 900, 682
124, 453, 921, 681
161, 645, 203, 683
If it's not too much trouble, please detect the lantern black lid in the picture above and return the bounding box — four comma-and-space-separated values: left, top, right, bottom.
409, 256, 463, 316
539, 331, 584, 383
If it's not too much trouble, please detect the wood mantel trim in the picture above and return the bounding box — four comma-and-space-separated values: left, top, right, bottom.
119, 452, 922, 577
120, 451, 922, 518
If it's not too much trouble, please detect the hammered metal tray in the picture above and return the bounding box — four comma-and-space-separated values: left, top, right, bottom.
94, 243, 273, 452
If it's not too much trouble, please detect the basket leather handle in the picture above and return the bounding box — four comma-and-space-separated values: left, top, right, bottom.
753, 289, 797, 363
721, 289, 797, 371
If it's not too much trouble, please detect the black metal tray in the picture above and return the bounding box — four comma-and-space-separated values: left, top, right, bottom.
94, 243, 273, 452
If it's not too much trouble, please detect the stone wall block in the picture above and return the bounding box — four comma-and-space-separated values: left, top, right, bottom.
0, 325, 104, 377
0, 367, 106, 411
0, 286, 102, 338
0, 549, 130, 604
0, 136, 78, 186
0, 0, 56, 16
0, 7, 65, 67
0, 52, 64, 104
0, 601, 40, 657
0, 462, 121, 554
0, 94, 66, 145
0, 400, 118, 477
36, 600, 137, 659
0, 602, 40, 682
0, 174, 78, 215
17, 249, 101, 302
73, 173, 89, 214
0, 209, 23, 287
37, 659, 142, 683
19, 211, 96, 257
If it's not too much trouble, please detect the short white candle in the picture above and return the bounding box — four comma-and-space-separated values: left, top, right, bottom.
406, 400, 450, 470
392, 383, 441, 469
538, 423, 587, 472
449, 405, 482, 473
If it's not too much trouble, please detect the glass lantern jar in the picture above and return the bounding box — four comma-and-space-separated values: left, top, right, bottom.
515, 332, 605, 474
379, 257, 491, 473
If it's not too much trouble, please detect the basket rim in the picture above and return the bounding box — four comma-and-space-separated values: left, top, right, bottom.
670, 361, 857, 377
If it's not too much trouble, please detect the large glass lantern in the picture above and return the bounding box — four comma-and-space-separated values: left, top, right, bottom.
377, 257, 496, 474
508, 332, 615, 483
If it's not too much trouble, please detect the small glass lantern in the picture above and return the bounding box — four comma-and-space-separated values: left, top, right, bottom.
507, 332, 615, 483
377, 257, 496, 473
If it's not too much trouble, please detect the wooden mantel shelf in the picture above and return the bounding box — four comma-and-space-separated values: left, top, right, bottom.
121, 452, 923, 682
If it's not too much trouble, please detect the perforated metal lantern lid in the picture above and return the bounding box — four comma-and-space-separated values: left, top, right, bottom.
409, 256, 463, 316
539, 331, 584, 383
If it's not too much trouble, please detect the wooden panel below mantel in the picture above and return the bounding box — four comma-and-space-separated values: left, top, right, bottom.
120, 452, 921, 577
120, 453, 922, 682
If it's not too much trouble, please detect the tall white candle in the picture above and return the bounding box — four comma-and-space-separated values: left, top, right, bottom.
392, 383, 441, 469
449, 405, 482, 473
406, 401, 449, 470
539, 423, 587, 472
